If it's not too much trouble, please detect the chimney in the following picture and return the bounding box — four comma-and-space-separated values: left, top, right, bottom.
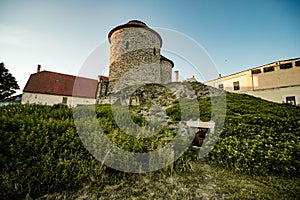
37, 64, 41, 73
174, 70, 179, 82
218, 73, 222, 78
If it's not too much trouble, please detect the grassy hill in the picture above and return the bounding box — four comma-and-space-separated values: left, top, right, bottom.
0, 90, 299, 199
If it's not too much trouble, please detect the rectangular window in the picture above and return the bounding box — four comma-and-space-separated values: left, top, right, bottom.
62, 97, 67, 104
233, 81, 240, 91
295, 60, 300, 67
280, 63, 292, 70
286, 96, 296, 105
263, 66, 274, 73
218, 84, 224, 90
251, 69, 261, 74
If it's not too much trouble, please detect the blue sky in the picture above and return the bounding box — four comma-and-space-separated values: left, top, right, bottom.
0, 0, 299, 93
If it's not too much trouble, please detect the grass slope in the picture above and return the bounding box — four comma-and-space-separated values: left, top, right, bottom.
40, 161, 299, 200
0, 92, 299, 199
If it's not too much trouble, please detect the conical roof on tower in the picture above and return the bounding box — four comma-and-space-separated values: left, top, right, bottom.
108, 20, 162, 46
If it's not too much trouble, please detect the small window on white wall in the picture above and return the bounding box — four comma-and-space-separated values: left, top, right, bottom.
280, 63, 292, 70
233, 81, 240, 91
62, 97, 68, 104
263, 66, 274, 73
251, 69, 261, 74
286, 96, 296, 105
218, 84, 224, 90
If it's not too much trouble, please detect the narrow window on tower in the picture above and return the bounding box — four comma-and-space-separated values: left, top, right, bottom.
153, 48, 156, 55
125, 41, 129, 50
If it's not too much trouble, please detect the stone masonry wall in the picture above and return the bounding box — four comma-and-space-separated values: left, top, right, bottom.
109, 49, 161, 92
160, 59, 173, 84
109, 27, 162, 93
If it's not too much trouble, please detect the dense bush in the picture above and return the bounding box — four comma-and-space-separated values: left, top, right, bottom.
0, 103, 178, 199
165, 93, 299, 176
166, 97, 212, 122
94, 104, 176, 152
0, 92, 299, 198
0, 104, 101, 199
208, 93, 300, 176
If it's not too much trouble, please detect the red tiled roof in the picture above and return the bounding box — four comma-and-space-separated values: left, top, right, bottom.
23, 71, 98, 98
126, 20, 147, 26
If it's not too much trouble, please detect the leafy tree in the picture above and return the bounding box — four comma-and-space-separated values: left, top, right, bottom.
0, 62, 20, 100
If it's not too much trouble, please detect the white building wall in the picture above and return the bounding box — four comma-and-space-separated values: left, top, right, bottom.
244, 86, 300, 105
22, 92, 96, 106
205, 58, 300, 105
70, 96, 96, 106
210, 72, 251, 92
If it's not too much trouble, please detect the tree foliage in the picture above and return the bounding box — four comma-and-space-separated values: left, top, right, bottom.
0, 62, 20, 100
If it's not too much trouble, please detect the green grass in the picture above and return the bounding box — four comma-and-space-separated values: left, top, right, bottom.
39, 160, 300, 199
0, 90, 299, 199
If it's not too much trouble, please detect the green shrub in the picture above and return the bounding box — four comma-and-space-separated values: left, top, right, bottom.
0, 92, 299, 199
0, 104, 102, 199
207, 93, 300, 176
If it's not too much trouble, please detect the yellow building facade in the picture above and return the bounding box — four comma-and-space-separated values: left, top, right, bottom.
205, 58, 300, 105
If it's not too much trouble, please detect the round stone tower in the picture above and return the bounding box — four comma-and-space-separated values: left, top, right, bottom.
108, 20, 173, 93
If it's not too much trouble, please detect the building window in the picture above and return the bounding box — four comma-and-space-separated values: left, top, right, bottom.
280, 63, 292, 70
125, 41, 129, 50
62, 97, 67, 104
263, 66, 274, 73
218, 84, 224, 90
251, 69, 261, 74
295, 61, 300, 67
233, 81, 240, 91
286, 96, 296, 105
153, 48, 156, 55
